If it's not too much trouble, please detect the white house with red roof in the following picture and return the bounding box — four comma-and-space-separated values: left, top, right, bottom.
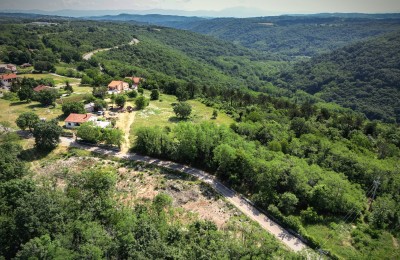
0, 73, 17, 88
125, 76, 144, 90
33, 85, 50, 92
64, 113, 96, 128
0, 64, 17, 73
107, 80, 129, 93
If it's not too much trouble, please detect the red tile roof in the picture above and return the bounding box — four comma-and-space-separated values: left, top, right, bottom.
33, 85, 50, 92
64, 113, 93, 123
0, 73, 17, 80
125, 76, 143, 84
108, 80, 123, 89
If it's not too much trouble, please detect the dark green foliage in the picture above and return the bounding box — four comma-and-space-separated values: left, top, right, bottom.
35, 88, 59, 106
0, 142, 26, 181
64, 81, 73, 93
32, 120, 62, 151
34, 61, 55, 73
176, 16, 400, 59
92, 86, 108, 99
173, 102, 192, 119
277, 32, 400, 122
127, 90, 138, 98
93, 99, 108, 111
16, 112, 39, 132
150, 89, 159, 100
61, 102, 85, 116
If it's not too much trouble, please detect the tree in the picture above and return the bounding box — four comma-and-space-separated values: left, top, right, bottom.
76, 122, 102, 144
150, 89, 159, 100
127, 90, 138, 99
115, 95, 127, 107
212, 109, 218, 119
101, 128, 123, 148
34, 61, 55, 73
135, 96, 149, 110
278, 192, 299, 214
17, 85, 34, 102
33, 120, 62, 151
92, 86, 107, 99
290, 117, 310, 138
94, 99, 108, 111
16, 112, 39, 133
0, 142, 27, 181
64, 81, 73, 93
61, 102, 85, 116
35, 89, 58, 106
173, 102, 192, 119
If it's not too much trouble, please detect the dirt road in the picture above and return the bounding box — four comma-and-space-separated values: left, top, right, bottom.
82, 38, 140, 60
60, 137, 308, 252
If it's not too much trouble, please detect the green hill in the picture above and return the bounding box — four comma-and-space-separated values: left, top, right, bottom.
174, 16, 400, 59
276, 31, 400, 122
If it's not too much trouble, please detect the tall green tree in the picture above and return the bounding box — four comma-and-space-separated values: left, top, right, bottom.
16, 112, 40, 133
33, 120, 62, 151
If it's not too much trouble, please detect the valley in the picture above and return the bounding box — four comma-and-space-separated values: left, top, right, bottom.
0, 11, 399, 259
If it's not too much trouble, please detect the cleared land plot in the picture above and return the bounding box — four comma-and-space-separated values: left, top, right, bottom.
130, 91, 234, 139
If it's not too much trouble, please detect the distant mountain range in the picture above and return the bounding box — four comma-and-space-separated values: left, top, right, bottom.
0, 7, 278, 18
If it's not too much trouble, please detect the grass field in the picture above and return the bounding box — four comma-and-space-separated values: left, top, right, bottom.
17, 73, 81, 85
0, 99, 62, 128
305, 223, 400, 259
129, 90, 235, 146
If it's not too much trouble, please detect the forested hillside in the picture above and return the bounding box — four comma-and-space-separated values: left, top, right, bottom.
276, 31, 400, 122
0, 15, 400, 259
173, 16, 400, 59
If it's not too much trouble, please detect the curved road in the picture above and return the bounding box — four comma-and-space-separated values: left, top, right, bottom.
60, 137, 308, 252
82, 38, 140, 60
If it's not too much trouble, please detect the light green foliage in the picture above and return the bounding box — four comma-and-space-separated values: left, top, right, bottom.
76, 122, 102, 144
135, 95, 149, 110
115, 94, 127, 107
16, 112, 39, 132
173, 102, 192, 119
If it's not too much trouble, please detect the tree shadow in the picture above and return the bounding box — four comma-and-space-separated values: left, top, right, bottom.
19, 147, 52, 162
168, 116, 190, 123
10, 101, 27, 106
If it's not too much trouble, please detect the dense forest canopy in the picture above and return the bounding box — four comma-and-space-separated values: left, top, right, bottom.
0, 14, 399, 259
171, 16, 400, 59
275, 31, 400, 122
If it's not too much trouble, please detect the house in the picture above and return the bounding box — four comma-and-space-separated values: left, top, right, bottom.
108, 80, 129, 93
33, 85, 50, 92
125, 76, 144, 89
84, 102, 95, 113
0, 73, 17, 88
64, 113, 96, 128
21, 63, 32, 68
0, 64, 17, 73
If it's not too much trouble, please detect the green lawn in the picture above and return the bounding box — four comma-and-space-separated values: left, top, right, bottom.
0, 99, 62, 128
17, 73, 81, 85
130, 91, 234, 143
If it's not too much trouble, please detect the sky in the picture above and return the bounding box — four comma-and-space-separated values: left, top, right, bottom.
1, 0, 400, 15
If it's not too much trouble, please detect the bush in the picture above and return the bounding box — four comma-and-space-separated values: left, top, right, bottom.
173, 102, 192, 119
135, 96, 149, 110
150, 89, 159, 100
127, 90, 138, 98
2, 92, 18, 101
